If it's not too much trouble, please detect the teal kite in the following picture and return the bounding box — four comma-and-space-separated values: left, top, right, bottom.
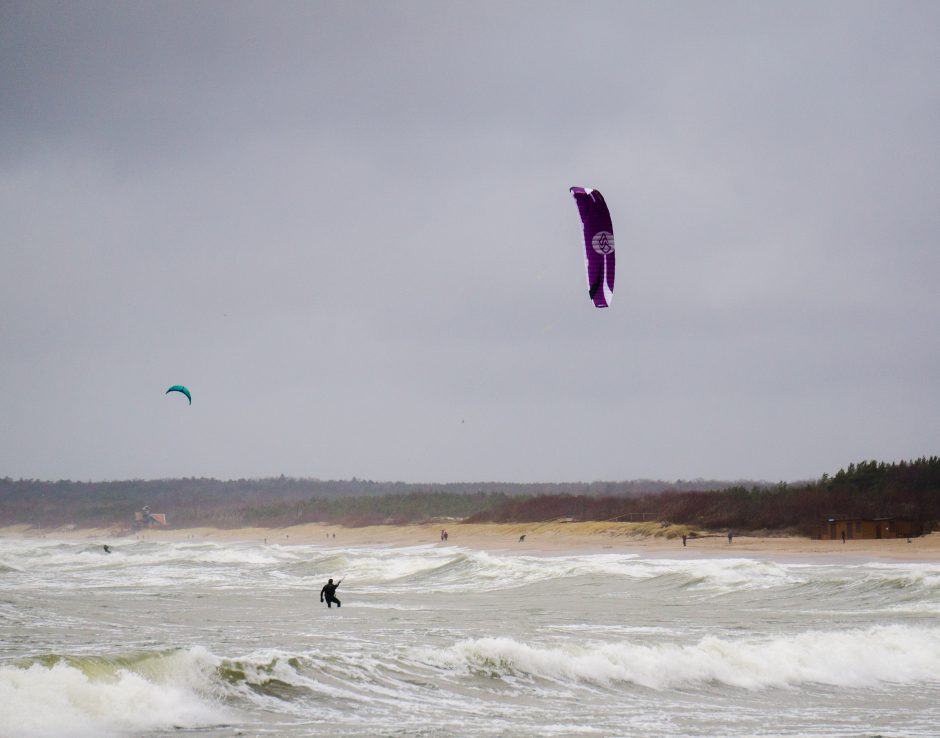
166, 385, 192, 404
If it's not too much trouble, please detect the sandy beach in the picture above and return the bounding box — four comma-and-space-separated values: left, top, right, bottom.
3, 521, 939, 561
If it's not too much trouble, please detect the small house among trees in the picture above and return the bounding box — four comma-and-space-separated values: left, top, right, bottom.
820, 517, 921, 540
133, 506, 167, 529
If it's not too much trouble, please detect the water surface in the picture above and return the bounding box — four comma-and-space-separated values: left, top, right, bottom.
2, 538, 938, 737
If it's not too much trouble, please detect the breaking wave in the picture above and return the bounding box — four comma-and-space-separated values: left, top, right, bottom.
5, 539, 940, 601
11, 624, 939, 738
0, 648, 228, 738
422, 624, 940, 691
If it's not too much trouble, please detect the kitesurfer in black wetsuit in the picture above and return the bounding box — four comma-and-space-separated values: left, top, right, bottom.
320, 578, 342, 608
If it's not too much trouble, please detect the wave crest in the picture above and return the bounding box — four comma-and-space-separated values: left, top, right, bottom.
0, 647, 228, 738
423, 624, 940, 690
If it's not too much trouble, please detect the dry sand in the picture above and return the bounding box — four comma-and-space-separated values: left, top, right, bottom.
3, 521, 939, 561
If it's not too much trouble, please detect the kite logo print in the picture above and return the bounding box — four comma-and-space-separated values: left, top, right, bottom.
592, 231, 614, 255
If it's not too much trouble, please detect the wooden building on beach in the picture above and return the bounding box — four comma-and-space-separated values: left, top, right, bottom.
820, 517, 921, 541
133, 506, 167, 529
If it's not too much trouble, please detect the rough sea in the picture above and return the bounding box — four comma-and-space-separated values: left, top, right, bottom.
2, 536, 939, 738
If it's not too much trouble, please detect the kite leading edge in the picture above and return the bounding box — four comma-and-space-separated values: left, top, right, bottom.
165, 385, 192, 404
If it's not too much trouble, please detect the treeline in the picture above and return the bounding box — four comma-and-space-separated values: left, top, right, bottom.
0, 475, 738, 528
238, 491, 512, 528
466, 458, 940, 535
3, 459, 936, 534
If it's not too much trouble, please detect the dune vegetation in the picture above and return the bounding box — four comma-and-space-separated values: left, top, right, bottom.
2, 458, 937, 536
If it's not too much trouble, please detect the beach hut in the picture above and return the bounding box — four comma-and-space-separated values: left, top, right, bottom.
133, 506, 167, 529
820, 517, 921, 540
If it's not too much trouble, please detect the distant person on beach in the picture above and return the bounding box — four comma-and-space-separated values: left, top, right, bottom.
519, 535, 526, 543
841, 530, 846, 544
681, 535, 687, 547
727, 530, 733, 544
320, 578, 342, 608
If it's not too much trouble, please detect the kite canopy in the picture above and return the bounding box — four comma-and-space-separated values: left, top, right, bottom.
570, 187, 615, 308
165, 385, 191, 404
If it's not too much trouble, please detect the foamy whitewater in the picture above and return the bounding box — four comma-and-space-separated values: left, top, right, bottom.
2, 538, 939, 737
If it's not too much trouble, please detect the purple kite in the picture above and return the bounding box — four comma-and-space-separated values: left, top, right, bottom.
570, 187, 615, 308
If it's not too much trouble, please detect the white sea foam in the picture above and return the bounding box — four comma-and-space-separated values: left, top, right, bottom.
423, 624, 940, 691
859, 561, 940, 589
0, 539, 887, 596
0, 539, 297, 571
0, 647, 228, 738
348, 548, 802, 593
327, 549, 455, 584
5, 535, 940, 737
6, 540, 939, 608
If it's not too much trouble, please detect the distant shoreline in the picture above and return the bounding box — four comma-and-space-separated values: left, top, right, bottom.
3, 522, 939, 562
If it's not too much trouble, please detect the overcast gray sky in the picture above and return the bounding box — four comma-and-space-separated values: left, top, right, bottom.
2, 1, 938, 483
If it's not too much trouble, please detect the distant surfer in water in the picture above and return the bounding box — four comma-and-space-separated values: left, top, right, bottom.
103, 545, 112, 554
320, 578, 342, 608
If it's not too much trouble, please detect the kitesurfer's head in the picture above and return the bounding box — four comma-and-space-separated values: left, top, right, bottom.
328, 579, 333, 584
